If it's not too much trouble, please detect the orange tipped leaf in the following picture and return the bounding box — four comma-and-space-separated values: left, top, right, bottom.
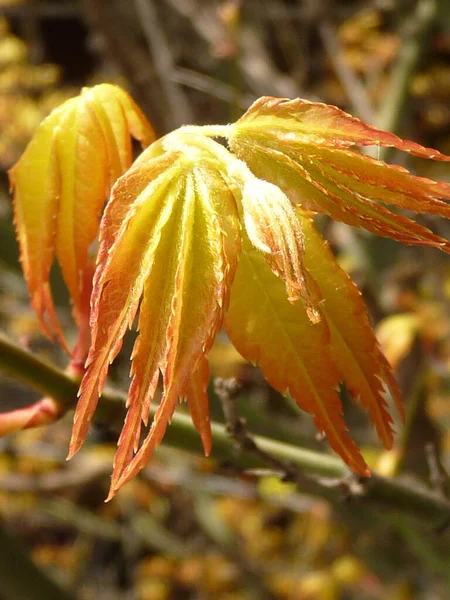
299, 210, 404, 447
224, 232, 370, 476
111, 162, 240, 495
69, 157, 184, 459
229, 96, 450, 252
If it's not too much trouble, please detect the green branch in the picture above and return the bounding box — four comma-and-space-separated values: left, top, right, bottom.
1, 333, 449, 526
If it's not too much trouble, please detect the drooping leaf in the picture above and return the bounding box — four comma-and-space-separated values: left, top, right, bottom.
10, 87, 450, 494
224, 231, 371, 476
224, 210, 405, 470
68, 147, 241, 497
299, 210, 404, 447
69, 154, 186, 459
238, 173, 320, 322
114, 160, 241, 495
185, 356, 213, 458
9, 84, 154, 347
229, 96, 450, 252
168, 133, 322, 322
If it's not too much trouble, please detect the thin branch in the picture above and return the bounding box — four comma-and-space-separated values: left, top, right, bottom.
319, 21, 375, 124
1, 333, 450, 526
375, 0, 438, 160
133, 0, 193, 128
170, 67, 253, 109
0, 454, 110, 493
214, 377, 315, 489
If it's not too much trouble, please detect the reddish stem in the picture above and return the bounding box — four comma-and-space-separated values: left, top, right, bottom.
67, 260, 95, 379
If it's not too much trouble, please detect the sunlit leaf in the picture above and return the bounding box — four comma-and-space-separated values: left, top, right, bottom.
229, 96, 450, 252
11, 88, 450, 492
70, 153, 186, 461
224, 231, 371, 476
224, 208, 405, 470
230, 96, 450, 158
68, 147, 241, 497
185, 356, 213, 458
299, 211, 404, 445
9, 84, 154, 348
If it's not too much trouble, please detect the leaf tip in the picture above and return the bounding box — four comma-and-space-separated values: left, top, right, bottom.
105, 487, 118, 503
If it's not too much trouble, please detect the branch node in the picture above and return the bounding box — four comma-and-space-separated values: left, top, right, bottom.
215, 377, 315, 490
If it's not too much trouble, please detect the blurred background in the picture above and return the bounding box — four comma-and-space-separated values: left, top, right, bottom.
0, 0, 450, 598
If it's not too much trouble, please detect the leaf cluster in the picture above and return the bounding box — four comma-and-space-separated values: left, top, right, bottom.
9, 85, 450, 498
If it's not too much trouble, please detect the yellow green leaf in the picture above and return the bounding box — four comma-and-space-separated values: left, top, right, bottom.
299, 211, 404, 447
69, 150, 241, 497
9, 84, 155, 347
162, 132, 321, 320
10, 106, 66, 346
224, 232, 370, 476
229, 96, 450, 252
15, 90, 450, 494
70, 155, 185, 461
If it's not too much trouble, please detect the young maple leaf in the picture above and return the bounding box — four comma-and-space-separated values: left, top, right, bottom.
9, 84, 155, 349
12, 91, 450, 499
69, 143, 242, 498
228, 97, 450, 250
63, 93, 450, 499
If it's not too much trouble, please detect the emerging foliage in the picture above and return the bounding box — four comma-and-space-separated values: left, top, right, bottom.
229, 97, 450, 250
9, 84, 154, 348
10, 89, 450, 497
